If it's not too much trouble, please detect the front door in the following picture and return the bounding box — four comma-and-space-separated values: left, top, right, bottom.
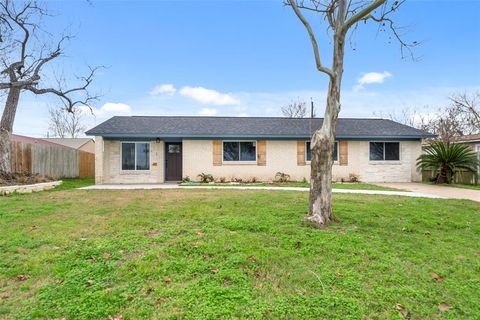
165, 143, 182, 181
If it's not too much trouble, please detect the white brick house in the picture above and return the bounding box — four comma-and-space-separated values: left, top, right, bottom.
86, 116, 434, 184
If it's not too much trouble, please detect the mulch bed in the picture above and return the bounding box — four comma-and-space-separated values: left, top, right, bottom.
0, 171, 55, 186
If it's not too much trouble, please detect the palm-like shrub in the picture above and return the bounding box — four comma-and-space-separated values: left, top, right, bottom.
417, 142, 479, 184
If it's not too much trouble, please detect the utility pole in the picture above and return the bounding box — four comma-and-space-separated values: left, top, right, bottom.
310, 98, 314, 118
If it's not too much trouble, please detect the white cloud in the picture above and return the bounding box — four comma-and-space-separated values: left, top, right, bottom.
198, 108, 217, 116
354, 71, 392, 91
150, 83, 176, 96
179, 86, 240, 105
100, 102, 131, 114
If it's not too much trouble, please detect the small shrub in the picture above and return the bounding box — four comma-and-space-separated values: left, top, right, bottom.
198, 173, 214, 183
218, 176, 226, 183
250, 176, 258, 183
232, 177, 243, 183
182, 176, 191, 183
275, 172, 291, 183
348, 173, 360, 183
302, 177, 307, 183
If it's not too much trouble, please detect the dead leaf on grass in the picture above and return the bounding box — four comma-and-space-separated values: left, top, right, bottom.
203, 255, 210, 260
29, 225, 38, 231
109, 316, 123, 320
192, 243, 199, 249
146, 288, 154, 295
86, 279, 95, 286
16, 274, 30, 281
395, 303, 410, 319
248, 255, 256, 263
102, 252, 111, 260
0, 292, 9, 300
229, 230, 237, 234
294, 241, 302, 249
438, 303, 452, 312
336, 272, 344, 278
156, 297, 167, 306
162, 276, 172, 283
211, 268, 219, 274
431, 273, 444, 282
145, 230, 162, 237
196, 231, 204, 237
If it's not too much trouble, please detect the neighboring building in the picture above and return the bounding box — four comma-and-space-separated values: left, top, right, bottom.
11, 134, 67, 148
85, 116, 435, 184
43, 138, 95, 154
452, 134, 480, 153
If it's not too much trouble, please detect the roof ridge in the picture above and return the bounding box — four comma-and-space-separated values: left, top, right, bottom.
124, 115, 385, 120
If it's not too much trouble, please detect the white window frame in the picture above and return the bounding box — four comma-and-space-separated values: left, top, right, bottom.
222, 140, 257, 163
305, 141, 339, 163
475, 144, 480, 152
120, 141, 151, 171
369, 141, 401, 161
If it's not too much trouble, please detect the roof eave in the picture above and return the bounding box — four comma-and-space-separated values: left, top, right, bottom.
87, 132, 431, 140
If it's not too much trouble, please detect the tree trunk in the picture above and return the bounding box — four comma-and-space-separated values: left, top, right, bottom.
0, 87, 21, 175
306, 33, 345, 227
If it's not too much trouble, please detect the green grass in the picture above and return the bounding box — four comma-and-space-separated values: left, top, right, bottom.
0, 189, 479, 319
181, 181, 403, 191
52, 178, 95, 191
422, 182, 480, 191
445, 184, 480, 191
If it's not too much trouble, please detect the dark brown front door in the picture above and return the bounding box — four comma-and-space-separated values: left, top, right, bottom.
165, 143, 182, 181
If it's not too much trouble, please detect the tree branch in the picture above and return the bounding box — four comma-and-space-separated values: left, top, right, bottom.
342, 0, 386, 33
287, 0, 334, 78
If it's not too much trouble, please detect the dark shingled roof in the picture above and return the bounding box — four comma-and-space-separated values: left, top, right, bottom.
86, 116, 435, 139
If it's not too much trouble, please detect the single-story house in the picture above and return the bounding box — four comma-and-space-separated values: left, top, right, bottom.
85, 116, 435, 184
42, 138, 95, 154
451, 134, 480, 153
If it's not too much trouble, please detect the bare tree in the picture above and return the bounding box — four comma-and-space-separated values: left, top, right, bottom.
48, 106, 86, 138
374, 107, 430, 130
286, 0, 415, 227
449, 91, 480, 133
377, 92, 480, 143
0, 0, 101, 176
282, 99, 314, 118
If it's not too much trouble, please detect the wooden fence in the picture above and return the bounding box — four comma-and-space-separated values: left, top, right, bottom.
422, 152, 480, 185
10, 141, 95, 178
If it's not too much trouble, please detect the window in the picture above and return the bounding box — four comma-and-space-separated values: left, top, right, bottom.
369, 142, 399, 161
223, 141, 256, 161
121, 142, 150, 170
306, 141, 338, 161
168, 144, 181, 153
476, 144, 480, 152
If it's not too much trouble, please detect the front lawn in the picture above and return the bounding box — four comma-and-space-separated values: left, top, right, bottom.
181, 181, 403, 191
0, 189, 478, 319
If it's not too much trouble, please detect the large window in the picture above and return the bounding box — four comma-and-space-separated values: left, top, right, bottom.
223, 141, 256, 161
369, 142, 400, 161
306, 141, 338, 162
121, 142, 150, 170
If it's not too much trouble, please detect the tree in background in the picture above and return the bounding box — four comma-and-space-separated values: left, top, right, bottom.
0, 0, 101, 176
47, 107, 86, 138
282, 99, 316, 118
287, 0, 415, 227
417, 142, 479, 184
375, 91, 480, 142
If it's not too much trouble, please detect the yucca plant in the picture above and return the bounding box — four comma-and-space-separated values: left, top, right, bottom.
417, 142, 479, 184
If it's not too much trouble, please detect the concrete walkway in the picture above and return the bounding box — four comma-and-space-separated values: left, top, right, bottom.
374, 182, 480, 202
80, 184, 446, 199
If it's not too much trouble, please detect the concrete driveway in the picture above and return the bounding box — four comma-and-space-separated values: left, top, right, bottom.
374, 182, 480, 202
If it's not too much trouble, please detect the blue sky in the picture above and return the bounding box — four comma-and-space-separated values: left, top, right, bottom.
9, 0, 480, 136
